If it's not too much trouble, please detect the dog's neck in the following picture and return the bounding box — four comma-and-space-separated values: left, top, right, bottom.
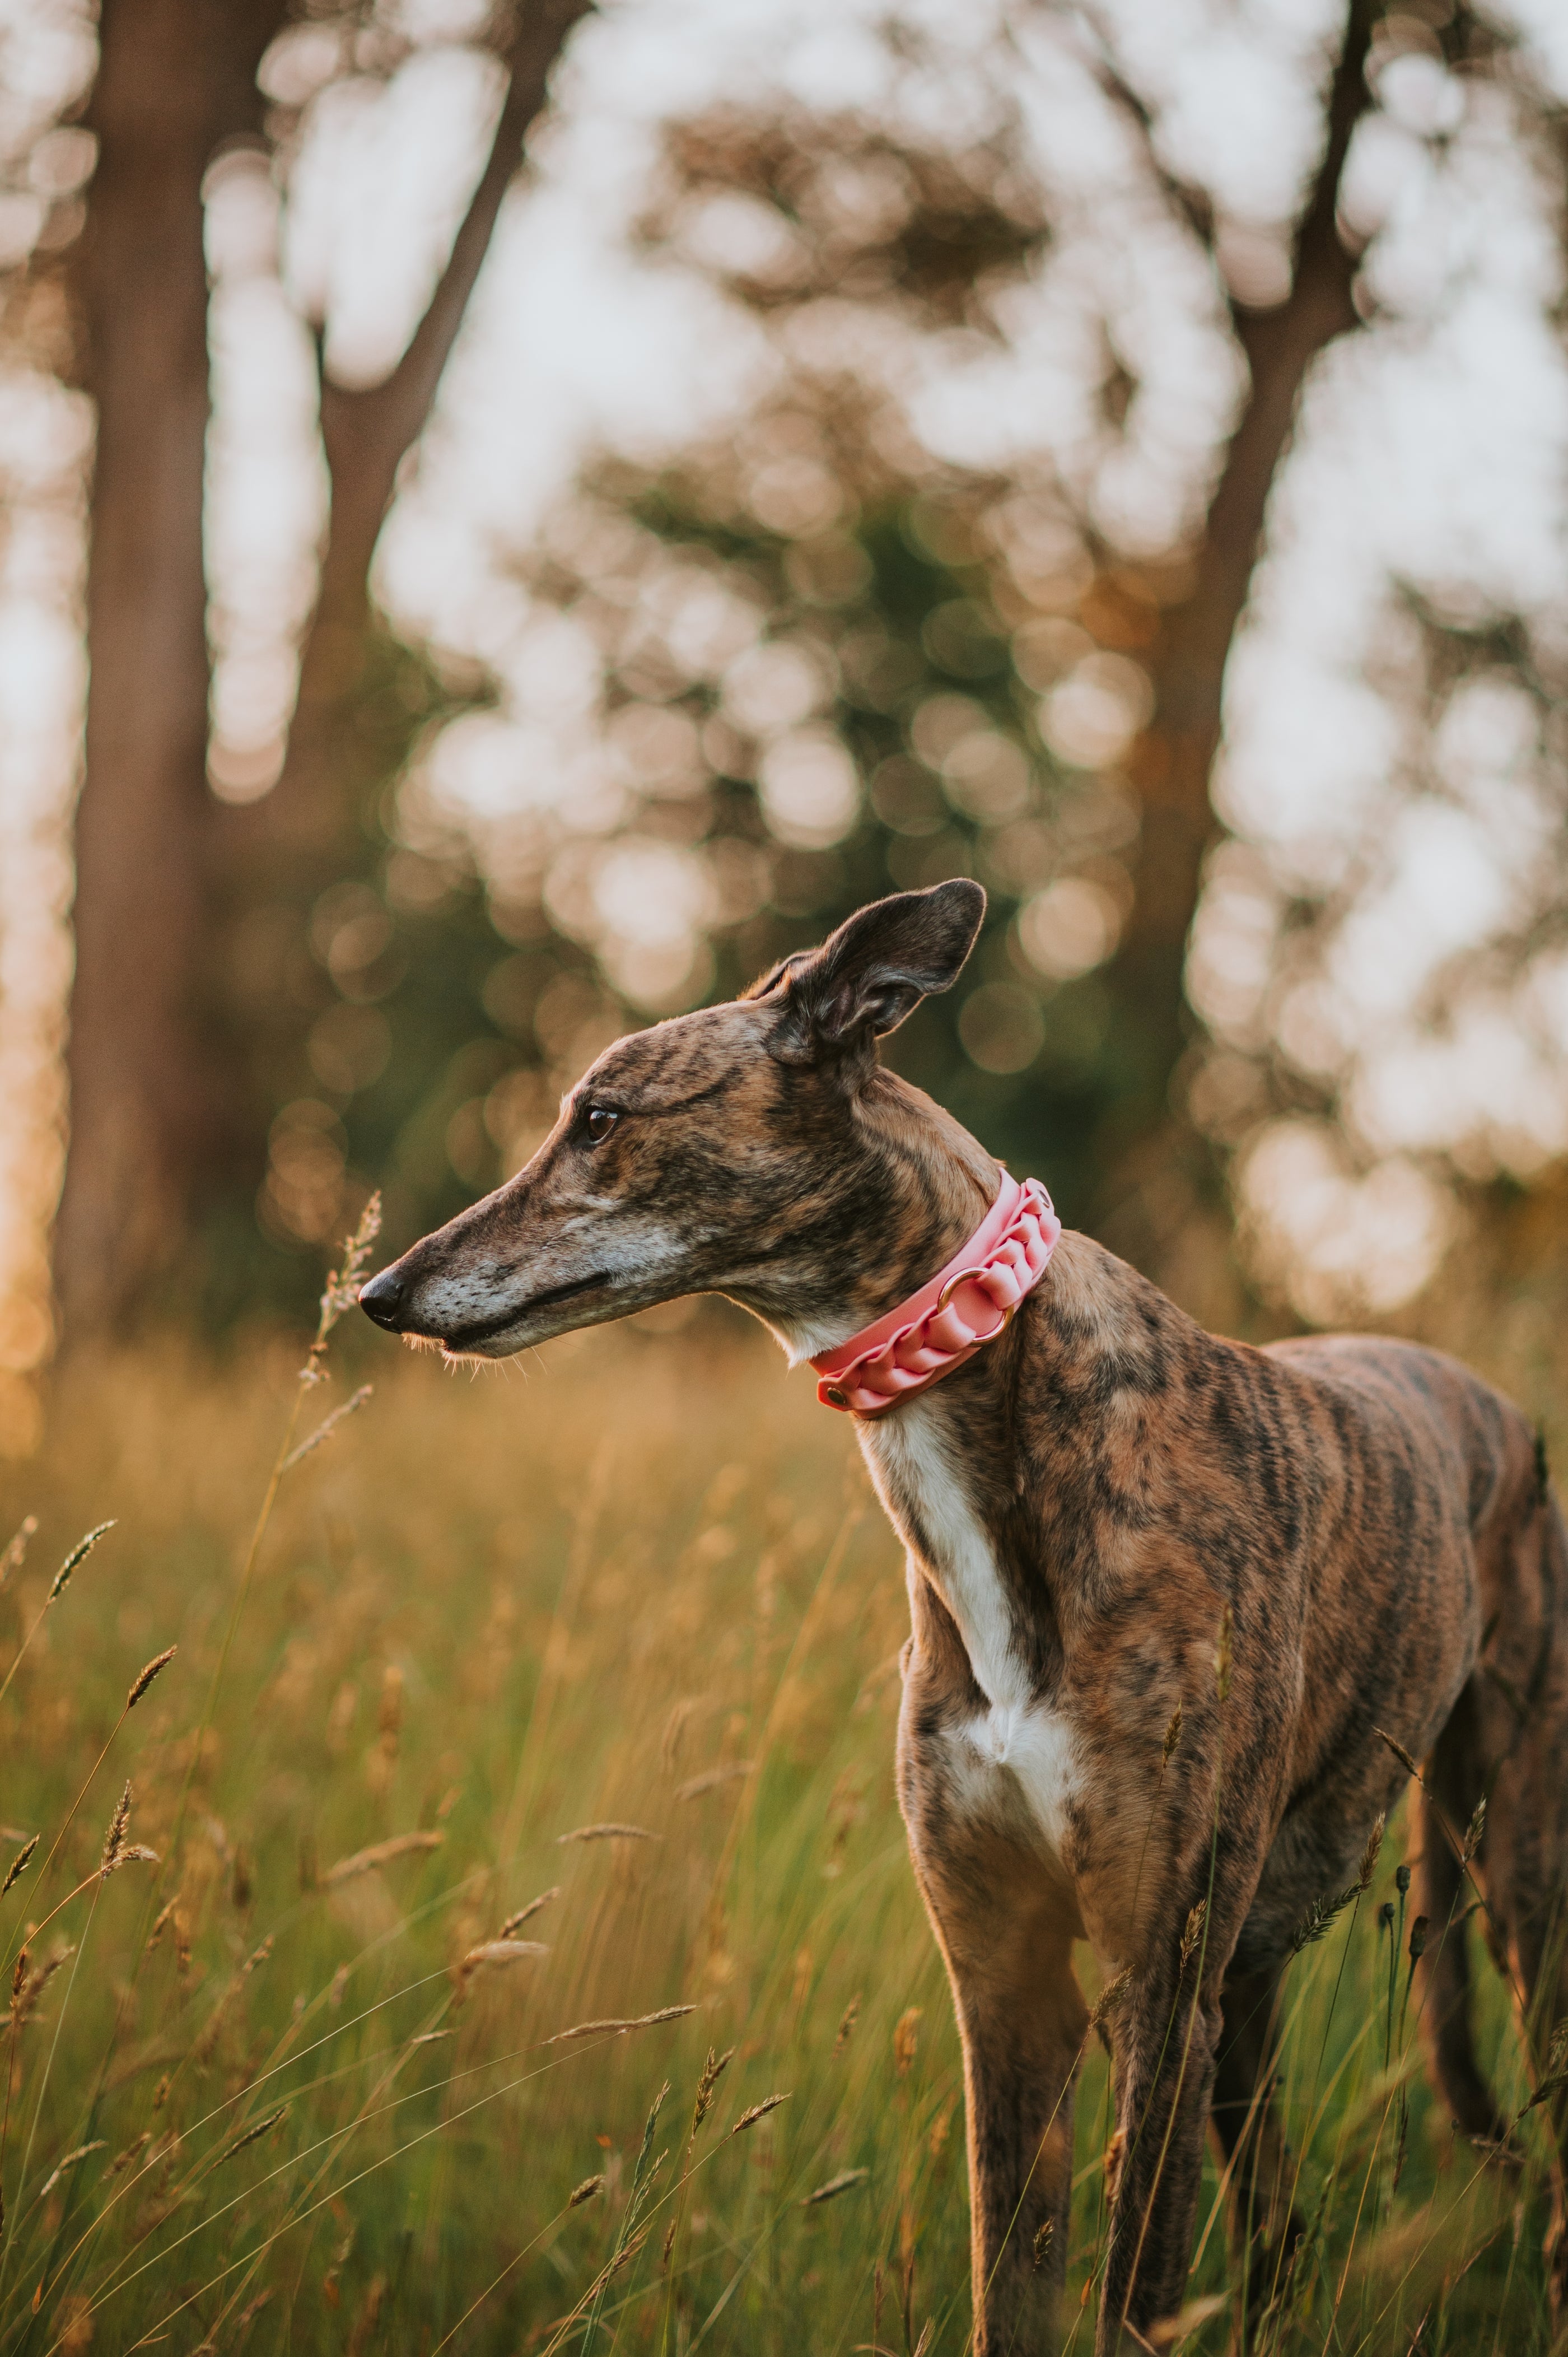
753, 1071, 1004, 1364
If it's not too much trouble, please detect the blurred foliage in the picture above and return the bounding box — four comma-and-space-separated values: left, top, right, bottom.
225, 97, 1192, 1317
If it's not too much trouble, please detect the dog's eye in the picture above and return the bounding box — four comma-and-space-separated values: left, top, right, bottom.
584, 1106, 619, 1145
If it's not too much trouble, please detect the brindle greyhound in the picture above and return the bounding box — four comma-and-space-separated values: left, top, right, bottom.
360, 880, 1568, 2353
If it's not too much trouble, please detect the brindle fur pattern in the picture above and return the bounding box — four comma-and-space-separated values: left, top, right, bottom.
362, 883, 1568, 2353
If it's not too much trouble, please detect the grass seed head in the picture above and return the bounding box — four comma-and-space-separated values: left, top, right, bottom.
693, 2044, 735, 2128
0, 1514, 36, 1593
126, 1646, 176, 1712
555, 1822, 661, 1845
1375, 1727, 1421, 1781
731, 2092, 791, 2135
1463, 1796, 1487, 1862
1104, 2126, 1127, 2207
320, 1194, 383, 1335
1089, 1964, 1133, 2051
1215, 1603, 1234, 1701
569, 2174, 604, 2207
321, 1829, 444, 1888
459, 1938, 549, 1977
832, 1995, 860, 2057
101, 1780, 133, 1875
282, 1387, 373, 1474
499, 1887, 559, 1937
893, 2006, 921, 2077
2, 1834, 38, 1896
545, 2004, 696, 2046
217, 2105, 289, 2166
1408, 1913, 1430, 1962
1032, 2219, 1054, 2272
50, 1521, 113, 1604
1179, 1899, 1206, 1969
804, 2167, 869, 2207
1160, 1703, 1183, 1767
1357, 1814, 1386, 1890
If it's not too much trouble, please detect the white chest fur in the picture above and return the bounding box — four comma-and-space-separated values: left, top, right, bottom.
864, 1395, 1077, 1865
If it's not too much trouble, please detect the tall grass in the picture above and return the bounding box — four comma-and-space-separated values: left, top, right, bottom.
0, 1269, 1558, 2355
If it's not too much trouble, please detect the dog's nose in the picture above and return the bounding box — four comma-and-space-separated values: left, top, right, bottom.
359, 1268, 408, 1331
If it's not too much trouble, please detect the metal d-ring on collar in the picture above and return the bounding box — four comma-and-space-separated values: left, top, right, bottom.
934, 1264, 1016, 1347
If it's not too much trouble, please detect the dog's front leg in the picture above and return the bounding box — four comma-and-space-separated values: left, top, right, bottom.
1096, 1959, 1222, 2354
898, 1654, 1086, 2356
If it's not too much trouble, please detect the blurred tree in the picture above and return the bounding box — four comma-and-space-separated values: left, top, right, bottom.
50, 0, 588, 1341
351, 7, 1379, 1281
24, 0, 1567, 1346
52, 0, 286, 1340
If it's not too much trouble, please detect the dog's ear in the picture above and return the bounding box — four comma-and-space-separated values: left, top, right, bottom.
751, 881, 985, 1064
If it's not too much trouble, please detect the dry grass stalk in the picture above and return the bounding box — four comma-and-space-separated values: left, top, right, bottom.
674, 1762, 752, 1801
232, 2287, 274, 2342
1147, 2293, 1229, 2347
320, 1829, 445, 1888
499, 1888, 559, 1937
893, 2007, 921, 2076
103, 2132, 151, 2180
346, 2272, 386, 2357
545, 2004, 696, 2045
0, 1515, 36, 1593
730, 2092, 791, 2134
125, 1646, 176, 1711
804, 2167, 867, 2207
13, 1947, 73, 2029
35, 2141, 105, 2202
555, 1822, 661, 1844
459, 1939, 549, 1973
282, 1385, 374, 1474
216, 2104, 289, 2166
2, 1836, 38, 1897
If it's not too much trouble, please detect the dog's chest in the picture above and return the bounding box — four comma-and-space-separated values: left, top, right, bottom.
864, 1397, 1078, 1864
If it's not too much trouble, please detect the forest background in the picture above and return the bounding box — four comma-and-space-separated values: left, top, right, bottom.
2, 1, 1568, 2352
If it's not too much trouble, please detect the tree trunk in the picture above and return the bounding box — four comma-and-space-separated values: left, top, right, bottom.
1095, 0, 1373, 1234
55, 0, 585, 1341
54, 0, 284, 1341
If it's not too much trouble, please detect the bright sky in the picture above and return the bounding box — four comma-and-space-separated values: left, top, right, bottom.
1, 0, 1566, 1399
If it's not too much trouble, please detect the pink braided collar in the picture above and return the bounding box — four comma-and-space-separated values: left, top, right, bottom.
811, 1172, 1061, 1419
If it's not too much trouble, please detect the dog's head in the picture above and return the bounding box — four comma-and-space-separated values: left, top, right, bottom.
358, 879, 991, 1360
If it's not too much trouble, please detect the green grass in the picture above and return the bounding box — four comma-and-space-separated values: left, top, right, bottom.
0, 1269, 1558, 2355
